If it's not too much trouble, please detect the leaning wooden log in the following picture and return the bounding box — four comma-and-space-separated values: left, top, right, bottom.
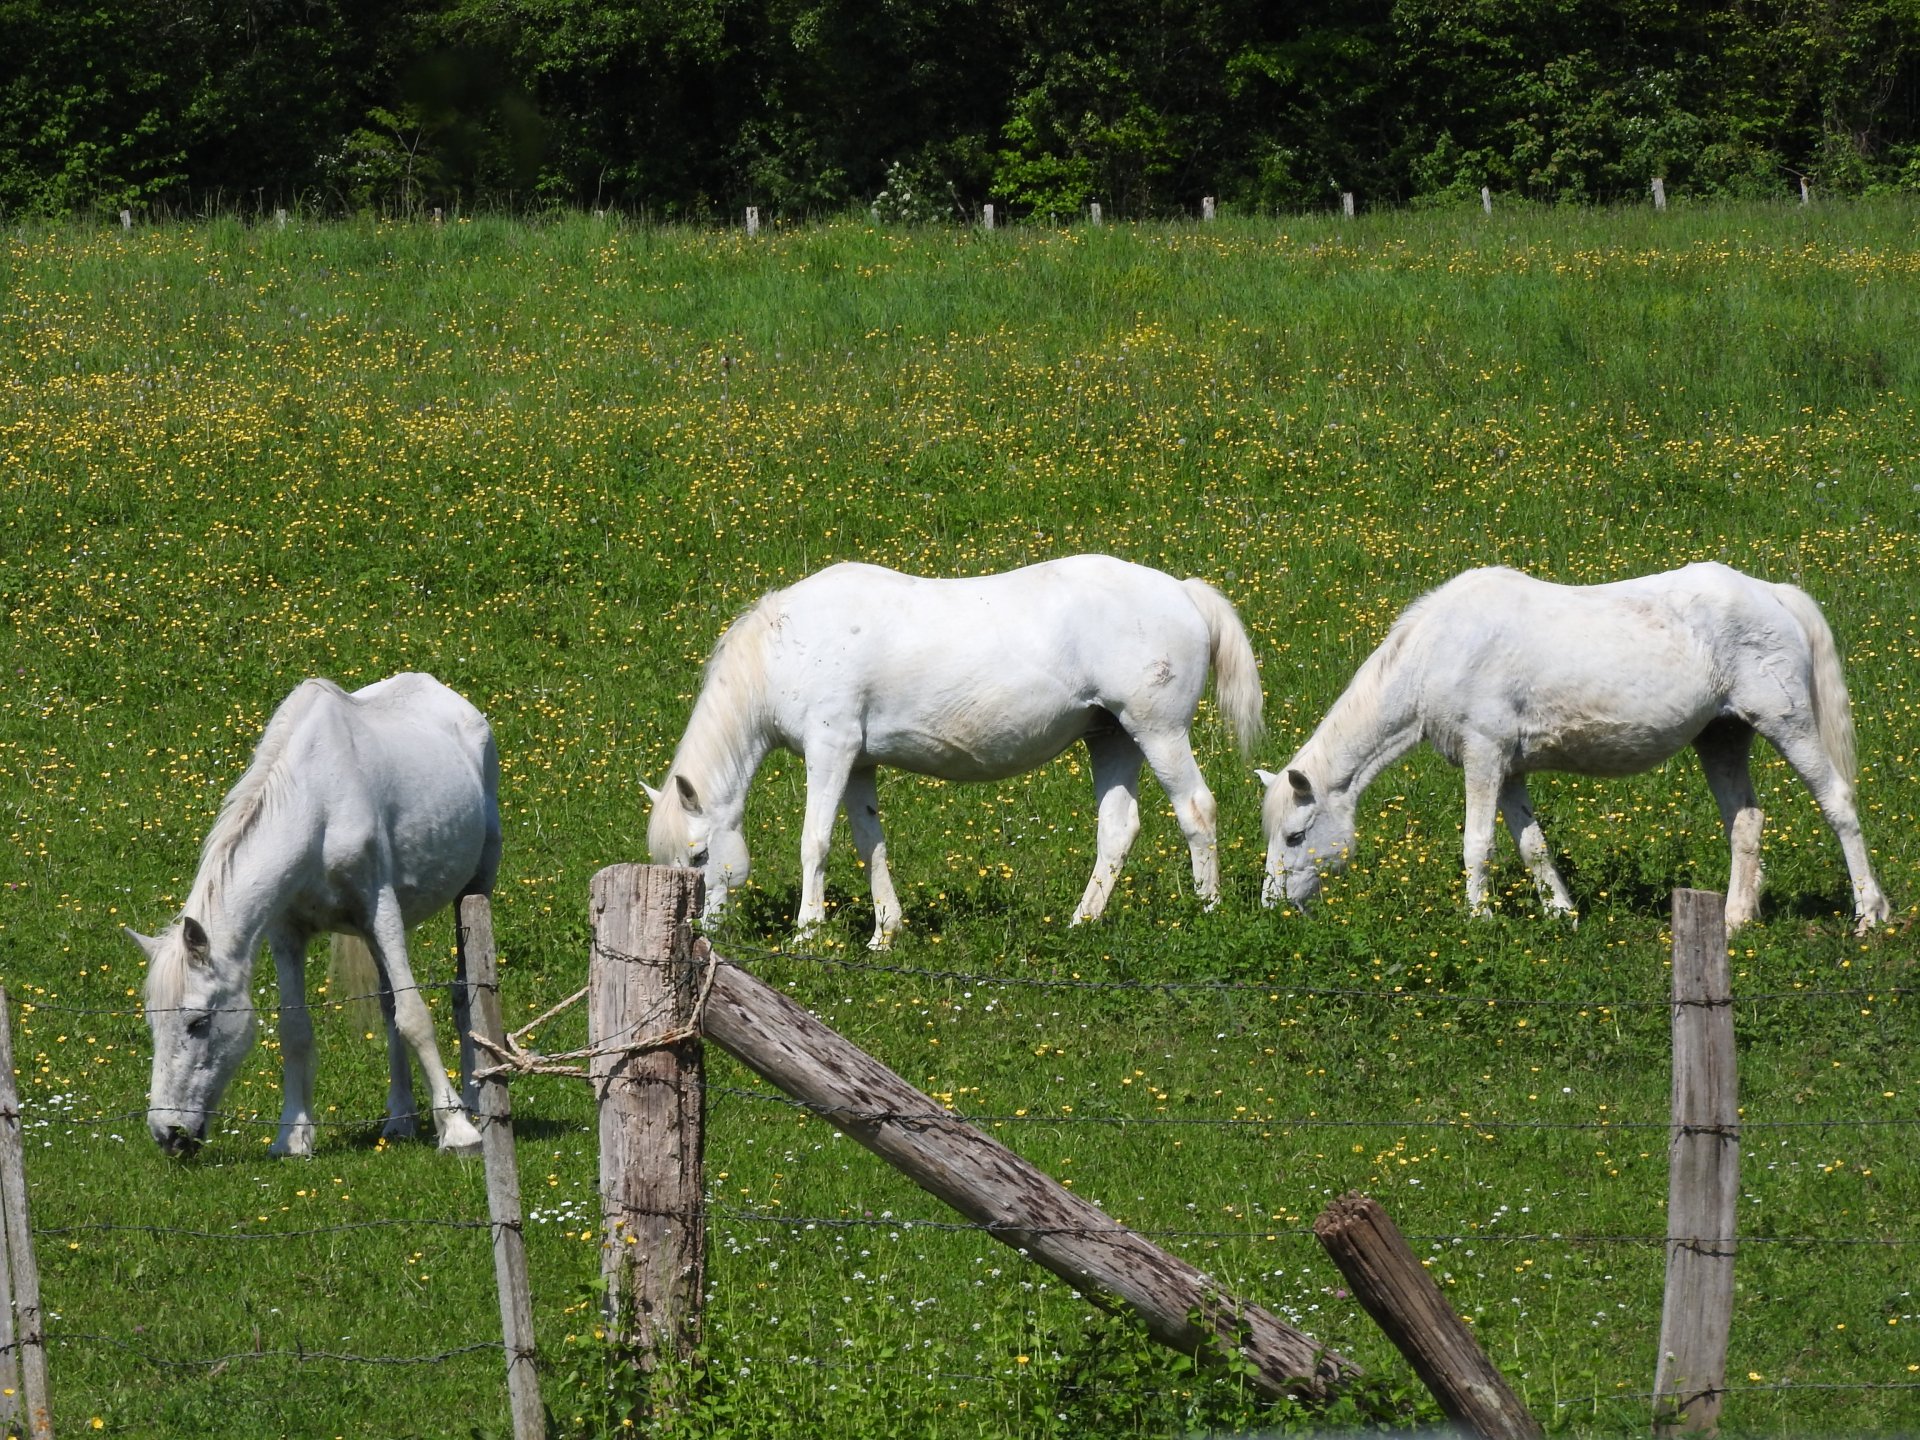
1313, 1191, 1542, 1440
700, 944, 1358, 1400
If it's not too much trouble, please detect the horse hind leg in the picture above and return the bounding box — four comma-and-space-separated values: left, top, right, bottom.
844, 767, 904, 950
1497, 774, 1576, 921
1130, 728, 1220, 910
1695, 720, 1765, 930
369, 894, 481, 1154
1755, 718, 1891, 933
1073, 730, 1145, 924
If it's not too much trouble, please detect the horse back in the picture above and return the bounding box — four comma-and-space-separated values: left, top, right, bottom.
299, 675, 499, 917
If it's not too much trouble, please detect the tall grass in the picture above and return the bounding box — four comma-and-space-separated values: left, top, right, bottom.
1, 201, 1916, 1436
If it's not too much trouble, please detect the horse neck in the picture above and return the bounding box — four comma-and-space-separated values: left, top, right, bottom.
1301, 640, 1424, 802
669, 682, 773, 820
184, 803, 314, 965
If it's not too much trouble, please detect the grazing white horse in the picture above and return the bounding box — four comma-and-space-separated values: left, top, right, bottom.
646, 555, 1264, 948
1261, 563, 1889, 933
127, 673, 501, 1157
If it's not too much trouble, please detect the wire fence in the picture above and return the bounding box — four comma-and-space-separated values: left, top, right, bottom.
10, 919, 1918, 1430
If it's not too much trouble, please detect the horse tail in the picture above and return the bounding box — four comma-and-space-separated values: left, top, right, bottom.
1182, 577, 1265, 757
1773, 582, 1858, 786
328, 934, 385, 1036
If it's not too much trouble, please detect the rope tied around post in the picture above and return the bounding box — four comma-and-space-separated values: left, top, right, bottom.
469, 937, 718, 1083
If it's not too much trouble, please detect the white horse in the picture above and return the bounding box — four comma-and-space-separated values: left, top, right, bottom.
646, 555, 1265, 948
127, 673, 501, 1157
1261, 563, 1890, 934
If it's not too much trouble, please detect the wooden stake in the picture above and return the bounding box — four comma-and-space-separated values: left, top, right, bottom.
0, 991, 52, 1440
1654, 890, 1737, 1435
1652, 177, 1668, 210
1314, 1192, 1541, 1440
460, 898, 546, 1440
699, 949, 1357, 1399
590, 866, 706, 1365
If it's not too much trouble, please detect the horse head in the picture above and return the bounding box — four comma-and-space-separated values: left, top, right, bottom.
127, 917, 258, 1157
1258, 767, 1356, 909
644, 774, 749, 916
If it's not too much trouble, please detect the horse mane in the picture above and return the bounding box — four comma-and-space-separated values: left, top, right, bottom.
648, 595, 777, 851
1299, 588, 1437, 774
196, 680, 343, 906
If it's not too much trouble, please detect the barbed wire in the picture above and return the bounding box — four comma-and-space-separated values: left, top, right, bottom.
38, 1217, 490, 1241
45, 1330, 504, 1372
706, 1202, 1918, 1248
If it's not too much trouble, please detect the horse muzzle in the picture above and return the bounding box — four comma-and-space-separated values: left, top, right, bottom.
151, 1118, 206, 1157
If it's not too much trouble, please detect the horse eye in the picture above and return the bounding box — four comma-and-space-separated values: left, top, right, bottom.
1283, 831, 1306, 847
186, 1014, 212, 1038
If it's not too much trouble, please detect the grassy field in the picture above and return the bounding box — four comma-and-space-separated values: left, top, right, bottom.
2, 200, 1918, 1437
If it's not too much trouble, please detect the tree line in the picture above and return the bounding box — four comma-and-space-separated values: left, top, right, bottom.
5, 0, 1918, 221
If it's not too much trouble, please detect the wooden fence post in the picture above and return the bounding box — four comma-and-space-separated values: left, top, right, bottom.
1341, 191, 1355, 218
1089, 201, 1102, 226
698, 948, 1358, 1400
1481, 186, 1492, 214
1202, 195, 1216, 221
0, 991, 52, 1440
745, 206, 760, 237
460, 897, 546, 1440
1652, 177, 1668, 210
982, 203, 995, 230
1654, 889, 1737, 1435
1314, 1193, 1541, 1440
589, 866, 706, 1366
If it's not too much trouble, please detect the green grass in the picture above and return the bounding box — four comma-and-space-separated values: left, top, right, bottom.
1, 200, 1917, 1436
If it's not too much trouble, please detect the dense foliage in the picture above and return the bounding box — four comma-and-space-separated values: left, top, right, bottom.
6, 0, 1920, 219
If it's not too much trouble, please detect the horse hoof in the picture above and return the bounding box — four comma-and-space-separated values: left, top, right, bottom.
437, 1119, 483, 1155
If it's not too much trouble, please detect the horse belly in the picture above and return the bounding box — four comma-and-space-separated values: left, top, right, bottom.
858, 699, 1095, 782
1512, 697, 1719, 777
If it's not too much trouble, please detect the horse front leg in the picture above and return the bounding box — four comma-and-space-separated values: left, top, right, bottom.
1696, 721, 1764, 930
267, 932, 318, 1158
368, 892, 481, 1154
843, 767, 903, 950
378, 983, 419, 1141
1460, 758, 1503, 917
1073, 731, 1144, 923
1497, 774, 1575, 920
1134, 731, 1220, 909
795, 749, 855, 944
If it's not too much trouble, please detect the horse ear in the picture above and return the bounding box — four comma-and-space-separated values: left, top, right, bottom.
673, 774, 704, 817
640, 780, 662, 805
1285, 768, 1315, 803
1255, 768, 1279, 790
182, 917, 212, 966
122, 926, 162, 960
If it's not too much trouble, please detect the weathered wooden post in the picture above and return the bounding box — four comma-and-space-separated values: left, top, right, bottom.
1202, 195, 1216, 221
590, 865, 706, 1365
1799, 176, 1811, 205
1481, 186, 1492, 214
982, 202, 996, 230
1341, 191, 1355, 218
1653, 889, 1737, 1435
698, 949, 1357, 1399
0, 991, 52, 1440
1315, 1193, 1541, 1440
745, 206, 760, 237
461, 898, 546, 1440
1652, 177, 1668, 210
1089, 201, 1102, 226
